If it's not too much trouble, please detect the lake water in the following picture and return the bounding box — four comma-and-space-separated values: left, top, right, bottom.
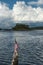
0, 30, 43, 65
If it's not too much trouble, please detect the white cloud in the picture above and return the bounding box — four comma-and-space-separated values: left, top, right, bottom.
0, 2, 13, 28
0, 2, 12, 20
28, 0, 43, 5
38, 0, 43, 4
12, 1, 43, 22
0, 1, 43, 25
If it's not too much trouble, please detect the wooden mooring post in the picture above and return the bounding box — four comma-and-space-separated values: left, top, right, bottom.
12, 40, 18, 65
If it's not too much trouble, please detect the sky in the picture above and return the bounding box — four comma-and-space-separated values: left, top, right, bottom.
0, 0, 43, 28
0, 0, 37, 8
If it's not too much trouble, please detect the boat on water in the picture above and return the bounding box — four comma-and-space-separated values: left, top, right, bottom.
12, 40, 18, 65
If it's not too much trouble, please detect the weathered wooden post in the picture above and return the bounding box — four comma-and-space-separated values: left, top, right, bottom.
12, 40, 18, 65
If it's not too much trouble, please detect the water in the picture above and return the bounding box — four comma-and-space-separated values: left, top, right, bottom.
0, 30, 43, 65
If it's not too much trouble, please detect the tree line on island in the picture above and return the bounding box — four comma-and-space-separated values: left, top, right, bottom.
0, 23, 43, 31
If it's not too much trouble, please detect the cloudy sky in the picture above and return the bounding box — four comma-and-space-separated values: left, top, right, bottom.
0, 0, 43, 28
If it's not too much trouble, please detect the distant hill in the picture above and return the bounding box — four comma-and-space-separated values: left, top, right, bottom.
30, 27, 43, 30
12, 23, 30, 31
0, 23, 43, 31
12, 23, 43, 31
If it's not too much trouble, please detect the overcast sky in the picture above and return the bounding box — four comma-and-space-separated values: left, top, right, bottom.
0, 0, 43, 24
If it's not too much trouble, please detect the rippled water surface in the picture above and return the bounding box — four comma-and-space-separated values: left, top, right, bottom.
0, 30, 43, 65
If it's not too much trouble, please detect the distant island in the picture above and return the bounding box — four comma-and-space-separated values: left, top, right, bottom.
12, 24, 30, 31
12, 23, 43, 31
0, 23, 43, 31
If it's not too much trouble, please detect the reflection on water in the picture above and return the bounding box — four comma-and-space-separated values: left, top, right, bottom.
0, 30, 43, 65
